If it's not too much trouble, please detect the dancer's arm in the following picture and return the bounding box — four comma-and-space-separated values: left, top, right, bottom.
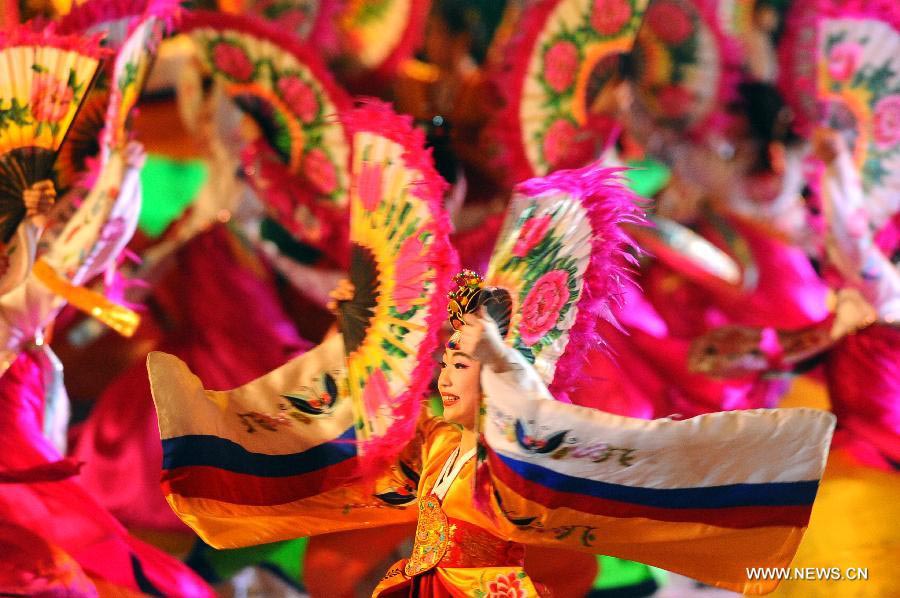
147, 333, 420, 549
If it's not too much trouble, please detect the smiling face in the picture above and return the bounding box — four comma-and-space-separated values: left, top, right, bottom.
438, 348, 482, 429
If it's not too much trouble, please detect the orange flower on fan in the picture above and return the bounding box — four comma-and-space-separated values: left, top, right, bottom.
30, 73, 74, 124
487, 572, 525, 598
393, 235, 428, 313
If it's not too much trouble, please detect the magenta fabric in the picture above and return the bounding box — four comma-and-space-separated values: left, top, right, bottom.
0, 351, 214, 597
70, 224, 313, 532
0, 520, 97, 598
570, 282, 787, 419
826, 324, 900, 471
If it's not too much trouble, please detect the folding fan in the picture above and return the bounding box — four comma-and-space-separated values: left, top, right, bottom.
0, 26, 105, 243
100, 15, 169, 160
56, 0, 179, 184
780, 0, 900, 229
632, 0, 740, 133
183, 11, 352, 208
334, 0, 429, 79
482, 163, 643, 402
484, 0, 650, 185
337, 100, 456, 458
52, 88, 107, 192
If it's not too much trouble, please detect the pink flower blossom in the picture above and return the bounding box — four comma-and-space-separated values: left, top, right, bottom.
646, 1, 692, 45
513, 215, 552, 257
30, 74, 73, 124
393, 235, 428, 313
542, 119, 578, 168
212, 41, 254, 82
658, 84, 693, 118
827, 42, 862, 82
277, 75, 318, 122
487, 572, 525, 598
591, 0, 633, 36
303, 148, 338, 194
544, 41, 578, 93
357, 162, 383, 211
519, 270, 571, 346
873, 95, 900, 150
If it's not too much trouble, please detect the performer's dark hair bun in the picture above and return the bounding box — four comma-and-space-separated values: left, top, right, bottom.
477, 287, 513, 339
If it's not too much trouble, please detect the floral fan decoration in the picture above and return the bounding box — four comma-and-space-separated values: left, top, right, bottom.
632, 0, 740, 133
780, 0, 900, 229
337, 100, 456, 463
484, 163, 644, 402
0, 25, 105, 243
333, 0, 430, 81
218, 0, 343, 60
484, 0, 650, 186
183, 11, 352, 209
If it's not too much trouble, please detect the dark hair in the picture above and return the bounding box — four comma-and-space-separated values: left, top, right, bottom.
729, 81, 802, 173
477, 286, 513, 338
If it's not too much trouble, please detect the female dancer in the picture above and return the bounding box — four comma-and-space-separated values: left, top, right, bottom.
147, 159, 836, 596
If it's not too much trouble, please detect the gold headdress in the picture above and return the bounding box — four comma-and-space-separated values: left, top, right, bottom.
446, 270, 514, 350
446, 270, 484, 348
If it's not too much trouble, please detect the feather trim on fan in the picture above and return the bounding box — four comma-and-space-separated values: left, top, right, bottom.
56, 0, 181, 46
486, 164, 646, 401
340, 99, 457, 471
0, 23, 107, 56
342, 99, 450, 202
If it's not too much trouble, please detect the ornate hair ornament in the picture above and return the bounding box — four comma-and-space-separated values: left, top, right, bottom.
447, 270, 484, 330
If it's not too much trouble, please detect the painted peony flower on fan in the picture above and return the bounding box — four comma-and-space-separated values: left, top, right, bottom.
30, 73, 73, 124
